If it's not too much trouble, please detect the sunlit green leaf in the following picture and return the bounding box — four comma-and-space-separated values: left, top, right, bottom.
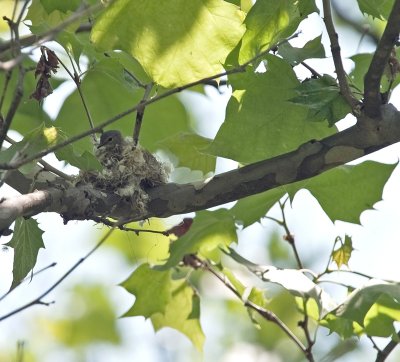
239, 0, 317, 63
334, 280, 400, 326
209, 55, 334, 163
91, 0, 245, 87
121, 263, 173, 318
151, 279, 205, 351
6, 218, 44, 290
105, 219, 170, 265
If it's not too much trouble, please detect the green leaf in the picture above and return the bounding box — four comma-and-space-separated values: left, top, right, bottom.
219, 266, 246, 296
332, 235, 354, 268
1, 125, 60, 174
239, 0, 317, 63
55, 147, 102, 171
120, 263, 173, 318
320, 312, 357, 339
91, 0, 245, 87
25, 0, 81, 34
356, 0, 395, 19
159, 210, 237, 269
106, 219, 170, 265
151, 279, 205, 351
364, 294, 400, 337
225, 248, 337, 315
55, 57, 191, 156
158, 132, 216, 174
278, 35, 325, 65
6, 218, 45, 290
303, 161, 396, 224
290, 75, 351, 125
247, 287, 269, 328
230, 187, 286, 227
334, 280, 400, 327
208, 55, 334, 163
350, 50, 400, 96
40, 0, 81, 14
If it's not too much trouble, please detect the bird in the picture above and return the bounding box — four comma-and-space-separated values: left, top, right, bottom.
95, 130, 169, 187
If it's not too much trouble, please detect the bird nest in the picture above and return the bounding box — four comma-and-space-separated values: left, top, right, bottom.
76, 131, 170, 213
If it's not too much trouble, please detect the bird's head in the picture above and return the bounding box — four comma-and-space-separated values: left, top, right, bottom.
97, 130, 123, 149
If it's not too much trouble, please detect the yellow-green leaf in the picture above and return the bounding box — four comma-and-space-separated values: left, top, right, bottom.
91, 0, 245, 87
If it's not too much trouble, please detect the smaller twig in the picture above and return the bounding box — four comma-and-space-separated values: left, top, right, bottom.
298, 297, 315, 360
322, 0, 359, 110
0, 71, 12, 114
15, 0, 31, 26
92, 216, 169, 236
278, 198, 304, 269
300, 61, 322, 78
316, 279, 353, 288
133, 83, 153, 146
0, 229, 114, 322
53, 49, 96, 141
0, 262, 57, 302
5, 135, 75, 181
185, 254, 309, 357
319, 268, 374, 280
369, 336, 382, 354
375, 330, 400, 362
0, 16, 25, 150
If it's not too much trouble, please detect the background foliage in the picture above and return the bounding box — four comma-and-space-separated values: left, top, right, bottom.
1, 0, 400, 361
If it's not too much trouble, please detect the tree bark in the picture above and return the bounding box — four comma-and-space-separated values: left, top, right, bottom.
1, 104, 399, 232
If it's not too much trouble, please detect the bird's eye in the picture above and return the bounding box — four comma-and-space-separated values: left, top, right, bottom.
108, 137, 113, 142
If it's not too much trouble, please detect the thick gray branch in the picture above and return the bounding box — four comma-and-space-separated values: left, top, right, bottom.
1, 104, 400, 232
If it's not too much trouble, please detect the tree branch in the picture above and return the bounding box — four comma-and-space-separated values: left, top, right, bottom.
1, 104, 399, 231
363, 0, 400, 119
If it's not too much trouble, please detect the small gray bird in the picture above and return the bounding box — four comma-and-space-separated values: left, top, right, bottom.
97, 130, 124, 150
